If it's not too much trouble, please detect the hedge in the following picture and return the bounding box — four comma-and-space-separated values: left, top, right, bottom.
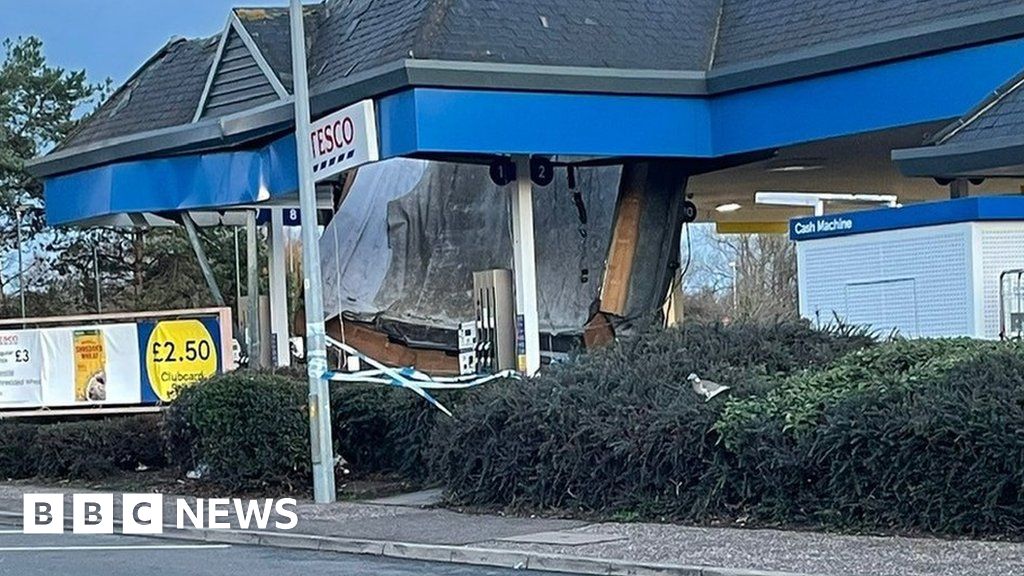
428, 335, 1024, 537
0, 422, 41, 479
715, 339, 1024, 536
0, 415, 165, 481
162, 370, 460, 488
330, 383, 454, 480
164, 371, 311, 489
428, 321, 873, 517
17, 321, 1024, 538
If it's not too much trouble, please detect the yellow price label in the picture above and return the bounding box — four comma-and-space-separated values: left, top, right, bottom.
146, 320, 218, 401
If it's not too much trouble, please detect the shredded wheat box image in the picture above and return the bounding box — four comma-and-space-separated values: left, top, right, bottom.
73, 329, 107, 402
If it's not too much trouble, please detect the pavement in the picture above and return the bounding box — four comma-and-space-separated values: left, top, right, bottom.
0, 531, 560, 576
1, 484, 1022, 576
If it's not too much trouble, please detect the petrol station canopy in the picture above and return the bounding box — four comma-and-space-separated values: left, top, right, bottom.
27, 0, 1024, 227
895, 67, 1024, 178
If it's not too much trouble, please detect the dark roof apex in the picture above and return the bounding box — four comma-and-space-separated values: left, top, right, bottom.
58, 35, 219, 151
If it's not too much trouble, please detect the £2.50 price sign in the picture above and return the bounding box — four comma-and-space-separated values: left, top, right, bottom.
141, 319, 220, 402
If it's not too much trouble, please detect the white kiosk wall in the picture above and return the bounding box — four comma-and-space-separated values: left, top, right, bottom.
793, 199, 1024, 339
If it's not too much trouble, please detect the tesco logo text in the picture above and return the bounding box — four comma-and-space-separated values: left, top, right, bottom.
310, 116, 355, 159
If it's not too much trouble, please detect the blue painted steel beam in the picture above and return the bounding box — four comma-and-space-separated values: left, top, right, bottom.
380, 36, 1024, 159
45, 135, 299, 226
711, 37, 1024, 155
379, 88, 712, 158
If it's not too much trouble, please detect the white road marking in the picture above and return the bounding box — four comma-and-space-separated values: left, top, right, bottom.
0, 544, 231, 552
0, 529, 24, 533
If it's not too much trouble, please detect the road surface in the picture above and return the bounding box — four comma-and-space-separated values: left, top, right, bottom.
0, 529, 560, 576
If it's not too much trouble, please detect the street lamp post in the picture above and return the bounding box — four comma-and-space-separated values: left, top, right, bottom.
730, 261, 738, 312
14, 206, 27, 319
93, 234, 102, 313
289, 0, 336, 503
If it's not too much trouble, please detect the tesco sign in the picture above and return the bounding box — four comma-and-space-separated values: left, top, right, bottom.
308, 99, 379, 182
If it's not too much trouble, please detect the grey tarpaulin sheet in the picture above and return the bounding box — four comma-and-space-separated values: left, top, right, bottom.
321, 159, 622, 335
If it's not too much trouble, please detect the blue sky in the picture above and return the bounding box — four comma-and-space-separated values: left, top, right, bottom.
0, 0, 299, 85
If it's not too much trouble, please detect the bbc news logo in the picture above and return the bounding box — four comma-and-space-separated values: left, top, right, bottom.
23, 494, 298, 534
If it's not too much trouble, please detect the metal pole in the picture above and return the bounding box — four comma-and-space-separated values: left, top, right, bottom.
245, 210, 262, 368
289, 0, 336, 503
730, 261, 738, 311
15, 208, 25, 319
92, 234, 102, 313
234, 227, 242, 314
182, 213, 227, 307
510, 156, 541, 376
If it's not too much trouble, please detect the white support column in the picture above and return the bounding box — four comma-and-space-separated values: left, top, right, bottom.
268, 208, 291, 367
511, 155, 541, 376
245, 210, 262, 368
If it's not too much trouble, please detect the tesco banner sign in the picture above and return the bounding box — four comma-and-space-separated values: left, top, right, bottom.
308, 99, 379, 182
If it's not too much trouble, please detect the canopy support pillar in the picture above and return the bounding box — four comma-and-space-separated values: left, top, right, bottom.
950, 178, 970, 199
511, 155, 541, 376
181, 213, 226, 308
245, 210, 263, 368
596, 161, 689, 336
268, 208, 291, 367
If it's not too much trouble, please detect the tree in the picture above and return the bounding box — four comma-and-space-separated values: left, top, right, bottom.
42, 224, 253, 315
0, 36, 104, 315
682, 225, 798, 321
0, 36, 247, 320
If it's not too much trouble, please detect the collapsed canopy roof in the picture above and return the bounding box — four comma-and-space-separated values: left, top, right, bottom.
321, 159, 624, 335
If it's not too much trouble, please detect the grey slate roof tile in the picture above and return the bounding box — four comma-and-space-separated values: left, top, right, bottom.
235, 5, 324, 90
938, 74, 1024, 146
309, 0, 432, 89
59, 36, 219, 150
413, 0, 720, 69
713, 0, 1021, 68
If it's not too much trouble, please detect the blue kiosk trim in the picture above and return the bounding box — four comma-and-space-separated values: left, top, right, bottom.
43, 36, 1024, 226
789, 196, 1024, 242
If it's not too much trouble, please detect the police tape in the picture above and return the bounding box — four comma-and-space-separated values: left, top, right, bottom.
323, 336, 518, 416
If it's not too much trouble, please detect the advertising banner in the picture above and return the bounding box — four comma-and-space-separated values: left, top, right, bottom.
0, 330, 43, 406
37, 324, 142, 407
137, 317, 222, 403
0, 313, 224, 410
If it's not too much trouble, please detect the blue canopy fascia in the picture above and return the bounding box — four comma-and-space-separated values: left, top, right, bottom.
45, 135, 299, 226
44, 35, 1024, 226
380, 36, 1024, 158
